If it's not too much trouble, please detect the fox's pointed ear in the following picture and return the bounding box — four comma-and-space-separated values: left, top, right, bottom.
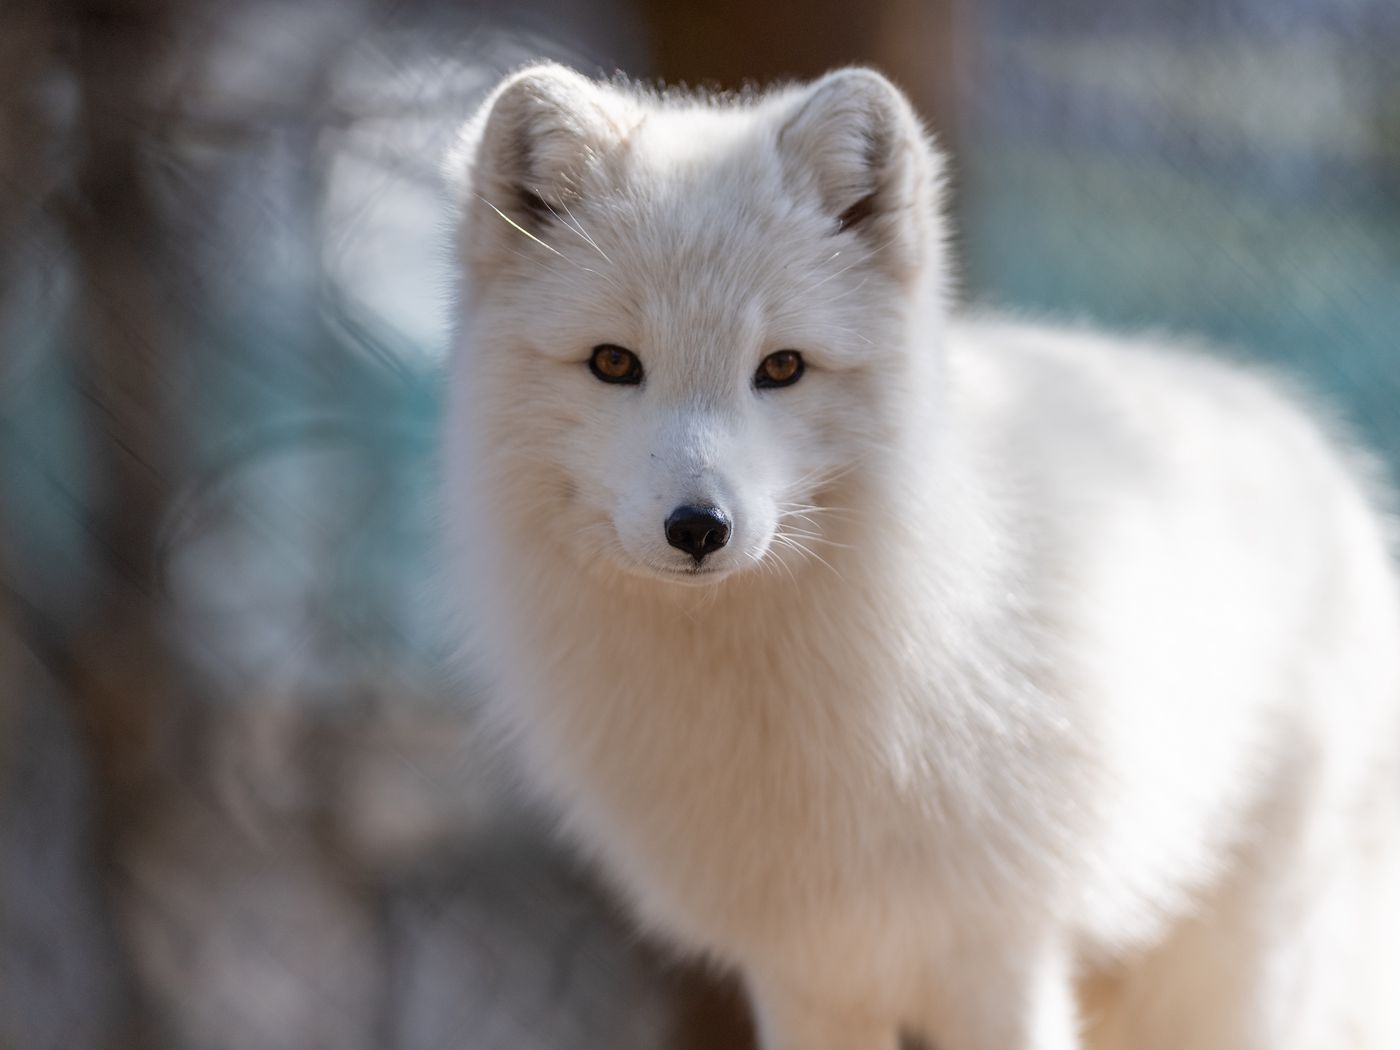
776, 69, 942, 270
455, 64, 631, 259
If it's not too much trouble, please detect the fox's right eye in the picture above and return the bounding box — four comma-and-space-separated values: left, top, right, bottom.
589, 344, 644, 385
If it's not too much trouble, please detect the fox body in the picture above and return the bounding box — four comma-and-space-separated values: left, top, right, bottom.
442, 65, 1400, 1049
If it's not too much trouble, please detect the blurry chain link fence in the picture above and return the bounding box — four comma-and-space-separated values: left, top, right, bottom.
0, 0, 1395, 1047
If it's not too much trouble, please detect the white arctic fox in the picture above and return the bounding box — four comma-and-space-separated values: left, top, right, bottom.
442, 64, 1400, 1049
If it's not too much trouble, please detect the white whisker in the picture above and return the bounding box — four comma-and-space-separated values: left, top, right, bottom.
531, 186, 615, 267
476, 193, 565, 258
560, 198, 614, 265
780, 535, 844, 581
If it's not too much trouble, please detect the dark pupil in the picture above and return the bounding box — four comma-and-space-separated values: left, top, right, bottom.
769, 354, 793, 377
604, 350, 626, 373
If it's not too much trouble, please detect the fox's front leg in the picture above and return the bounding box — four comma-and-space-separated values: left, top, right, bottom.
918, 939, 1081, 1050
747, 974, 902, 1050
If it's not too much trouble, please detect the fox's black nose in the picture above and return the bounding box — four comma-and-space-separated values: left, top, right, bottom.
664, 505, 731, 563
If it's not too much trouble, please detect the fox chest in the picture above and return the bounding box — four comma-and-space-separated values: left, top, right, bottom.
505, 627, 982, 945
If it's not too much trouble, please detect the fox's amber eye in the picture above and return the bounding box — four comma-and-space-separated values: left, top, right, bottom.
589, 344, 643, 385
755, 350, 804, 389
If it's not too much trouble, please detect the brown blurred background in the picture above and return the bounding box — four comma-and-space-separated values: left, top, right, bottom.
1, 0, 1396, 1047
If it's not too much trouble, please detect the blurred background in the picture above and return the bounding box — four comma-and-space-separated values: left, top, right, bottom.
1, 0, 1396, 1047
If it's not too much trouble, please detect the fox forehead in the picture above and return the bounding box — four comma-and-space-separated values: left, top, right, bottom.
588, 140, 820, 275
515, 186, 844, 365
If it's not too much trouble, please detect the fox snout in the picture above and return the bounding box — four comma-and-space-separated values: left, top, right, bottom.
664, 504, 732, 563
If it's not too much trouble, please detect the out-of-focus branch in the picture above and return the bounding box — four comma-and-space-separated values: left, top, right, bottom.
63, 0, 193, 819
56, 0, 196, 1045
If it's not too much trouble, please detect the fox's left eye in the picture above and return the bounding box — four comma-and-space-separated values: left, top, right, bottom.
589, 344, 644, 385
755, 350, 805, 389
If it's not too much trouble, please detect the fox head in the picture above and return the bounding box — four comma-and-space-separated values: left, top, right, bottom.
447, 65, 947, 588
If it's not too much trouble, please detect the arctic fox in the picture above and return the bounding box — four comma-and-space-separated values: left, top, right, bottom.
442, 64, 1400, 1049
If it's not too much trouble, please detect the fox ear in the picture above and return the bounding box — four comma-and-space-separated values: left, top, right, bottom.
777, 69, 941, 266
459, 64, 630, 245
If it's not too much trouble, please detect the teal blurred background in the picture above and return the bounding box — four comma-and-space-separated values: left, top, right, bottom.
0, 1, 1395, 1047
959, 0, 1400, 466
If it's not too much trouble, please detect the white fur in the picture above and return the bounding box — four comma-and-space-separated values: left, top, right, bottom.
442, 64, 1400, 1049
